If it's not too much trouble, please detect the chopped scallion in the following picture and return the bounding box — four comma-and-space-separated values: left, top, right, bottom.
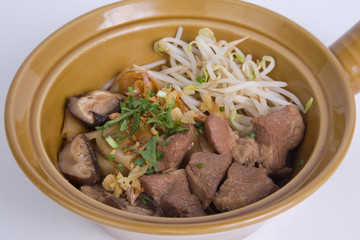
248, 130, 256, 138
196, 76, 206, 83
134, 157, 145, 166
116, 163, 124, 169
304, 97, 314, 114
105, 136, 119, 149
142, 197, 149, 205
298, 159, 305, 167
107, 154, 115, 162
156, 90, 167, 98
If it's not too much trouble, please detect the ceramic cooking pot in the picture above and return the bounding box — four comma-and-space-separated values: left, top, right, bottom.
4, 0, 360, 239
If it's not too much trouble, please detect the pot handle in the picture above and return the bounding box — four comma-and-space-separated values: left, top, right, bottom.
330, 21, 360, 94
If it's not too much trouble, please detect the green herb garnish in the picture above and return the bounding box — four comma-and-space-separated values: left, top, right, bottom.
197, 163, 204, 169
298, 159, 305, 167
219, 106, 225, 112
135, 135, 160, 170
116, 163, 124, 169
96, 88, 187, 151
105, 136, 119, 149
248, 130, 256, 138
134, 157, 145, 166
195, 120, 205, 134
146, 167, 154, 175
119, 118, 129, 131
196, 76, 206, 83
107, 154, 115, 162
304, 97, 314, 114
161, 140, 169, 147
146, 97, 187, 136
142, 196, 149, 205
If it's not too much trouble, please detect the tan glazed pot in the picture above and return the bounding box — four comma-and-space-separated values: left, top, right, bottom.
4, 0, 360, 239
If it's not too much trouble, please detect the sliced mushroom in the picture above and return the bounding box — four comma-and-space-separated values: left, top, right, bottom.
68, 90, 124, 128
80, 184, 128, 209
80, 185, 163, 216
58, 134, 101, 185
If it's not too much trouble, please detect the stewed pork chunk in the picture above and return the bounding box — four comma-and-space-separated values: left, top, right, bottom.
252, 105, 305, 174
214, 163, 279, 212
186, 152, 232, 209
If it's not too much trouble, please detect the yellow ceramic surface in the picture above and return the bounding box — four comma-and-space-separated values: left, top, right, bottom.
4, 0, 359, 237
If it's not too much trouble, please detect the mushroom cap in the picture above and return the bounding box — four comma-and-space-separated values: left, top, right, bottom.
58, 134, 101, 185
68, 90, 124, 128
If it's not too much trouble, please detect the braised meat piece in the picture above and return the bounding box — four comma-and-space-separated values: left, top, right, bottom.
140, 169, 205, 217
251, 105, 305, 174
204, 114, 232, 157
213, 163, 279, 212
252, 105, 305, 149
186, 152, 232, 209
156, 125, 195, 172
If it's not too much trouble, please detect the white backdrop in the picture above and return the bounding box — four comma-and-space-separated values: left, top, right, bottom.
1, 1, 359, 239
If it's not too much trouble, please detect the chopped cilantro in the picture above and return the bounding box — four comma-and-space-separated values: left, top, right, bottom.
195, 120, 205, 134
146, 97, 187, 136
146, 167, 154, 175
96, 88, 187, 153
135, 135, 160, 170
119, 118, 129, 131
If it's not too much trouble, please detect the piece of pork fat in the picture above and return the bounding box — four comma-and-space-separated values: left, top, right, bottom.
186, 152, 232, 209
140, 169, 205, 217
231, 136, 260, 167
204, 114, 233, 157
156, 124, 195, 172
251, 105, 305, 174
213, 163, 279, 212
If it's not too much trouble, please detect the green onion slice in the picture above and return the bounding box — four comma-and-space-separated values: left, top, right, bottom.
105, 136, 119, 149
